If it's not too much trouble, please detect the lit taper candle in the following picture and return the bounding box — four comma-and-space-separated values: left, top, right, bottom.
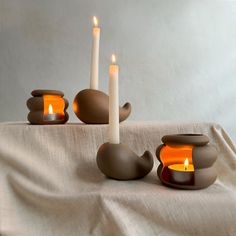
109, 54, 120, 144
90, 16, 100, 90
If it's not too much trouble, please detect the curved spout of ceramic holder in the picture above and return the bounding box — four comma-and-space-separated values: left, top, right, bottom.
96, 142, 154, 180
73, 89, 131, 124
27, 89, 69, 125
156, 134, 217, 190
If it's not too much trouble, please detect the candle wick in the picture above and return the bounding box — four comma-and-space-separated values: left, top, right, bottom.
185, 166, 187, 171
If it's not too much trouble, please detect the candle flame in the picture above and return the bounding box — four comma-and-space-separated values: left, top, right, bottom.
184, 158, 189, 171
93, 16, 98, 27
111, 54, 116, 64
49, 104, 53, 114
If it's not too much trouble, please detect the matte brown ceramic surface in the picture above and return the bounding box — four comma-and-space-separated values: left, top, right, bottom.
96, 142, 153, 180
73, 89, 131, 124
27, 90, 69, 125
192, 145, 217, 169
156, 134, 217, 190
31, 89, 64, 97
162, 134, 209, 146
27, 111, 69, 125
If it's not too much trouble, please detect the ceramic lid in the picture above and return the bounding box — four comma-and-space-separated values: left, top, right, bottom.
162, 134, 209, 146
31, 90, 64, 97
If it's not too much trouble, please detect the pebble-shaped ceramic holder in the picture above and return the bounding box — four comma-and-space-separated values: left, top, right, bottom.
96, 142, 154, 180
27, 90, 69, 125
156, 134, 217, 190
73, 89, 131, 124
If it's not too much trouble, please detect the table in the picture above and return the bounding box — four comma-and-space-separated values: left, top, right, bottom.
0, 122, 236, 236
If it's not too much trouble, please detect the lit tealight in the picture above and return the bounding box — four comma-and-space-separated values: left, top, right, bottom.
168, 157, 194, 172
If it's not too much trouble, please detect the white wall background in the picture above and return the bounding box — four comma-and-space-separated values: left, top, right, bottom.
0, 0, 235, 142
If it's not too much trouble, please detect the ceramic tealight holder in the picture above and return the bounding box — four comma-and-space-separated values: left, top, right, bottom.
27, 90, 69, 124
73, 89, 131, 124
96, 142, 154, 180
156, 134, 217, 190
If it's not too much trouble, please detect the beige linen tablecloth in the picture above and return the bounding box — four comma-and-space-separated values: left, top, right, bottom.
0, 122, 236, 236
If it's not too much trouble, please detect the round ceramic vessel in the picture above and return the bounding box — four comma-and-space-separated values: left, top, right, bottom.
156, 134, 217, 190
73, 89, 131, 124
97, 142, 153, 180
27, 89, 69, 125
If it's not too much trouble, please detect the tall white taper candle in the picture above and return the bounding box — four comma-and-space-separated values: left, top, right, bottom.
90, 16, 100, 90
109, 54, 120, 144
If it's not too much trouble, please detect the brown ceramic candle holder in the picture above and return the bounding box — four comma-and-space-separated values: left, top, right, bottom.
96, 142, 154, 180
73, 89, 131, 124
156, 134, 217, 190
27, 90, 69, 125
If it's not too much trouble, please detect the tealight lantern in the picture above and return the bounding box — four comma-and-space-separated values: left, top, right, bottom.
27, 90, 69, 124
156, 134, 217, 190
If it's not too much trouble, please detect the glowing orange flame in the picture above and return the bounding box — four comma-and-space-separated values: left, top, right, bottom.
111, 54, 116, 64
93, 16, 98, 27
184, 158, 189, 171
48, 104, 53, 114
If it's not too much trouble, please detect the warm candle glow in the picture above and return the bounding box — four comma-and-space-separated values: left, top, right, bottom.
44, 95, 65, 115
49, 104, 53, 114
111, 54, 116, 64
184, 158, 189, 171
93, 16, 98, 27
168, 157, 194, 172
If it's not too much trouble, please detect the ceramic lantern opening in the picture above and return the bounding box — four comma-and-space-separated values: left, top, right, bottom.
160, 145, 194, 171
159, 145, 195, 186
43, 95, 65, 120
